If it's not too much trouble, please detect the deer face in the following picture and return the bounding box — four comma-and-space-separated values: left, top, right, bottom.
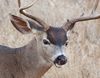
41, 27, 68, 66
10, 15, 68, 66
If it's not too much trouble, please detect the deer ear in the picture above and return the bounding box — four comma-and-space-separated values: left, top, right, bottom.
10, 14, 46, 34
10, 14, 32, 34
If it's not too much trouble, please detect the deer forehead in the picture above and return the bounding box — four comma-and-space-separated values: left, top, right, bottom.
46, 27, 68, 46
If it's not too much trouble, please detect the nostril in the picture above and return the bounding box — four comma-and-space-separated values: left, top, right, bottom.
57, 55, 65, 60
54, 55, 67, 65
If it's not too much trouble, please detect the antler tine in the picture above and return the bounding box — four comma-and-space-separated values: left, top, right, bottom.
63, 0, 100, 31
19, 0, 49, 31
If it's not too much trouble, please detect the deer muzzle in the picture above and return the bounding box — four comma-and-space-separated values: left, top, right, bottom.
54, 55, 67, 65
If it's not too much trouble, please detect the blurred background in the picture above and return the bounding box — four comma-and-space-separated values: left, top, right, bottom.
0, 0, 100, 78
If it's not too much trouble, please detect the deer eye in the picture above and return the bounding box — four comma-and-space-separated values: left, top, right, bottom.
43, 39, 50, 45
65, 41, 68, 46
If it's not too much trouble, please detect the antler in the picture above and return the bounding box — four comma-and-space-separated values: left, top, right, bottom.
19, 0, 49, 31
62, 14, 100, 31
62, 0, 100, 31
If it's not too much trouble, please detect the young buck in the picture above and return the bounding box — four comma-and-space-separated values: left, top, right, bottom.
0, 0, 100, 78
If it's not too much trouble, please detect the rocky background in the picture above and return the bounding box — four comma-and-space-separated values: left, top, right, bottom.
0, 0, 100, 78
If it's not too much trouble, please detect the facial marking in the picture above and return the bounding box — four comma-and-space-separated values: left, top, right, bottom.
46, 27, 67, 46
51, 46, 66, 60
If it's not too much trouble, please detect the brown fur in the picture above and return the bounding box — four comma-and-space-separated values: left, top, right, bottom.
47, 27, 67, 46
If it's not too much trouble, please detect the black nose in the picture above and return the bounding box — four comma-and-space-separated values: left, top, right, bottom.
54, 55, 67, 65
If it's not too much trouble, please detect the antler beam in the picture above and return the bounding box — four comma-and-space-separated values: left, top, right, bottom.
19, 0, 49, 31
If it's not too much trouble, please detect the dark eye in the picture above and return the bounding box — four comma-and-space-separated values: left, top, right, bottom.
65, 41, 68, 46
43, 39, 50, 45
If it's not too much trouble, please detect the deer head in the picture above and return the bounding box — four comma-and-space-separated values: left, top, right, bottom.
10, 0, 100, 67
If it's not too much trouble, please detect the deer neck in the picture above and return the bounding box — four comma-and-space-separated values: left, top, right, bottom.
16, 37, 52, 78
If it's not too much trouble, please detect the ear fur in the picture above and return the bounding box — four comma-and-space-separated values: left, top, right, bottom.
10, 14, 46, 34
10, 14, 32, 34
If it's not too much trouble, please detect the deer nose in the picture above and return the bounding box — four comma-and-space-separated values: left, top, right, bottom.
54, 55, 67, 65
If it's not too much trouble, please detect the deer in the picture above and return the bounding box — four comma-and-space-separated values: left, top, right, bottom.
0, 0, 100, 78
